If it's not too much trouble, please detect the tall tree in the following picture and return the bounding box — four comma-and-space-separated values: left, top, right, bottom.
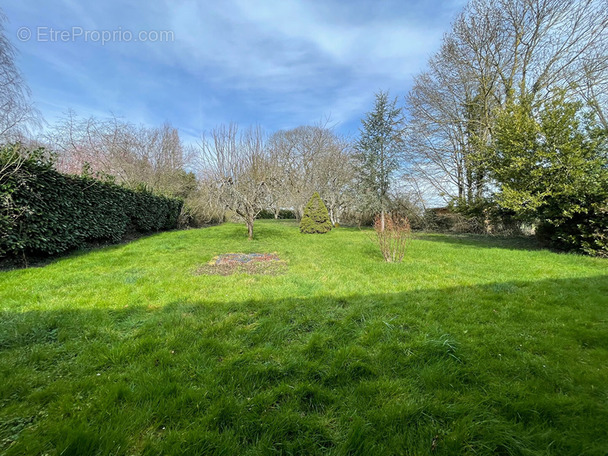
406, 0, 608, 204
355, 91, 404, 230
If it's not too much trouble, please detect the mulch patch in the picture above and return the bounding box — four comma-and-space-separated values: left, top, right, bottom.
195, 253, 287, 276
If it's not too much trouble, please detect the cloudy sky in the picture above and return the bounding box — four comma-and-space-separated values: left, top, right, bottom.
4, 0, 465, 142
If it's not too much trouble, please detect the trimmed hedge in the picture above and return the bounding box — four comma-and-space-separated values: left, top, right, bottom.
256, 209, 296, 220
1, 145, 182, 258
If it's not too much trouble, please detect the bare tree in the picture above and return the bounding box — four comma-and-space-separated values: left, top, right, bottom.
48, 111, 138, 180
315, 134, 356, 226
406, 53, 486, 204
197, 124, 276, 239
268, 125, 329, 219
268, 125, 355, 223
0, 10, 40, 143
405, 0, 608, 203
46, 112, 194, 197
576, 54, 608, 130
0, 9, 42, 226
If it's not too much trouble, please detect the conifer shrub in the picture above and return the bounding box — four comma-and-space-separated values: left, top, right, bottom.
300, 192, 332, 234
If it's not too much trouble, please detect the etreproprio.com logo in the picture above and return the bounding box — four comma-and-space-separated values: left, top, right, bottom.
17, 26, 174, 45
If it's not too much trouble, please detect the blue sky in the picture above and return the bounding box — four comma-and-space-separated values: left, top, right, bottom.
4, 0, 465, 143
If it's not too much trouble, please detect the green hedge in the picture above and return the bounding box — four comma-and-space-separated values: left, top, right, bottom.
1, 145, 182, 258
256, 209, 296, 219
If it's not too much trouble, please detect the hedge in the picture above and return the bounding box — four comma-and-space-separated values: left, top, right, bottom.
1, 145, 182, 258
256, 209, 296, 219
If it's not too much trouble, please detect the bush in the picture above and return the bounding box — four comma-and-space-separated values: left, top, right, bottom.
300, 192, 332, 234
390, 194, 425, 230
339, 209, 374, 227
452, 199, 523, 235
1, 144, 182, 259
177, 184, 227, 228
422, 203, 523, 235
374, 213, 411, 262
422, 208, 458, 232
535, 196, 608, 257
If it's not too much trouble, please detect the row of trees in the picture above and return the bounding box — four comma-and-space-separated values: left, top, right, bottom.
3, 115, 383, 241
1, 9, 400, 245
47, 112, 197, 197
194, 95, 410, 240
2, 1, 606, 254
196, 123, 356, 239
38, 105, 405, 241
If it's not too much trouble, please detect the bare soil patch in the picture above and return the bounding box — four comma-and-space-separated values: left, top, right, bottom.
195, 253, 287, 276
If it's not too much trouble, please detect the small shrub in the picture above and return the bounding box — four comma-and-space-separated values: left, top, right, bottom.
452, 200, 523, 235
300, 192, 332, 234
374, 213, 411, 262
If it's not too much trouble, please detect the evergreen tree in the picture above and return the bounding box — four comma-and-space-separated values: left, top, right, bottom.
300, 192, 332, 234
491, 92, 608, 255
355, 91, 404, 230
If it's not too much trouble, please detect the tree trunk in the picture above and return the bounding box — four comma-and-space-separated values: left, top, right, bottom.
328, 207, 335, 226
467, 173, 473, 204
246, 216, 254, 240
380, 209, 385, 232
457, 162, 464, 200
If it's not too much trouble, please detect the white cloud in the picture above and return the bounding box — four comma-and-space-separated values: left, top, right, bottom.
166, 0, 447, 92
6, 0, 463, 135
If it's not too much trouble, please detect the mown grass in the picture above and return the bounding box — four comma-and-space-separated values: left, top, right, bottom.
1, 220, 607, 455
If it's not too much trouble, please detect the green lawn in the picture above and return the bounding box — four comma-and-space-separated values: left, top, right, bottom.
1, 220, 607, 455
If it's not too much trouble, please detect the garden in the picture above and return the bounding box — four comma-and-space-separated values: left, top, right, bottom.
1, 220, 607, 455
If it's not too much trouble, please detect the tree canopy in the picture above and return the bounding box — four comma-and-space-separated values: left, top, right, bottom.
491, 92, 608, 255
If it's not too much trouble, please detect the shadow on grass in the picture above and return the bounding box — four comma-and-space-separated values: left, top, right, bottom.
414, 232, 544, 252
1, 275, 607, 455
